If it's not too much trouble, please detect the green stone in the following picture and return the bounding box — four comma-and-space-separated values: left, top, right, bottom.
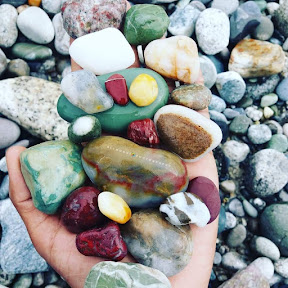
260, 93, 278, 107
11, 43, 53, 61
85, 262, 171, 288
266, 134, 288, 152
229, 115, 252, 135
270, 104, 279, 116
20, 141, 86, 214
123, 4, 170, 46
57, 68, 169, 134
237, 96, 253, 108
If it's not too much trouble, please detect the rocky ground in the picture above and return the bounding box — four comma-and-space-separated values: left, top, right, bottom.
1, 0, 288, 287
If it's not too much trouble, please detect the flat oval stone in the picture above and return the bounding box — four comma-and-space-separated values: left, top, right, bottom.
20, 140, 86, 214
11, 43, 52, 61
129, 74, 158, 107
0, 118, 20, 149
81, 136, 188, 208
121, 210, 193, 277
69, 28, 135, 75
144, 36, 200, 84
57, 68, 169, 134
52, 13, 70, 55
171, 84, 212, 110
154, 105, 222, 162
124, 4, 169, 45
187, 176, 220, 224
84, 262, 171, 288
105, 74, 128, 106
228, 39, 286, 78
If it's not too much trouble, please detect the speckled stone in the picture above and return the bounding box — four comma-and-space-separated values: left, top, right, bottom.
209, 95, 226, 113
274, 1, 288, 38
52, 13, 70, 55
247, 124, 272, 144
245, 149, 288, 197
267, 134, 288, 152
223, 140, 250, 164
0, 77, 68, 140
274, 258, 288, 278
229, 115, 252, 135
0, 198, 48, 273
227, 224, 247, 247
251, 236, 280, 261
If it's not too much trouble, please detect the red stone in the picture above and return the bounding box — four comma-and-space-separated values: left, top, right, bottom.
76, 222, 127, 261
105, 74, 129, 106
187, 176, 220, 224
127, 118, 160, 147
61, 186, 106, 233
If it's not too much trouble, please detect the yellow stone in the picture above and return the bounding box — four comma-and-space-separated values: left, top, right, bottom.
129, 74, 158, 107
98, 191, 132, 224
28, 0, 41, 6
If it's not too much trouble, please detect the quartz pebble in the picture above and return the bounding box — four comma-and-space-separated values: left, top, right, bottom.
160, 192, 210, 227
251, 236, 280, 261
245, 106, 263, 122
154, 105, 222, 162
105, 74, 128, 106
222, 140, 250, 164
224, 212, 237, 230
61, 70, 113, 114
69, 28, 135, 75
247, 124, 272, 144
144, 36, 200, 84
195, 8, 230, 55
0, 118, 20, 149
98, 192, 131, 224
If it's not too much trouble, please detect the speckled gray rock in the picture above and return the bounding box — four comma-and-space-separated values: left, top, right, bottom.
199, 54, 217, 89
247, 124, 272, 144
223, 140, 250, 164
261, 203, 288, 256
222, 252, 247, 270
229, 115, 252, 135
274, 1, 288, 38
7, 59, 30, 77
274, 258, 288, 278
246, 149, 288, 197
0, 4, 18, 48
252, 16, 274, 41
0, 198, 48, 273
168, 4, 200, 36
0, 49, 7, 76
42, 0, 61, 14
218, 264, 269, 288
225, 211, 237, 230
0, 77, 68, 140
251, 236, 280, 261
52, 13, 70, 55
0, 175, 9, 200
195, 8, 230, 55
251, 257, 274, 280
227, 224, 247, 248
228, 198, 245, 217
0, 118, 20, 149
211, 0, 239, 15
121, 210, 193, 277
216, 71, 246, 104
209, 95, 226, 112
12, 274, 33, 288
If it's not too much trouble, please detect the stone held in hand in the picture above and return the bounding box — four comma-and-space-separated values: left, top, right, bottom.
127, 118, 160, 147
98, 192, 132, 224
144, 36, 200, 84
76, 222, 127, 261
160, 192, 210, 227
20, 140, 86, 214
121, 210, 193, 277
129, 74, 158, 107
61, 0, 127, 39
154, 105, 222, 162
61, 186, 106, 234
228, 39, 286, 78
69, 28, 135, 75
61, 69, 113, 114
105, 74, 129, 106
84, 262, 172, 288
124, 4, 169, 46
81, 136, 188, 208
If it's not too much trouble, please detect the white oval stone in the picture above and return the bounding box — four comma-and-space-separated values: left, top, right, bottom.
69, 28, 135, 75
17, 7, 55, 44
52, 13, 70, 55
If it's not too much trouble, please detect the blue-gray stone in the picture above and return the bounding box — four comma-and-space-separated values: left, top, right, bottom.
213, 119, 229, 143
229, 115, 252, 135
206, 55, 225, 73
247, 124, 272, 144
267, 134, 288, 153
0, 175, 9, 200
0, 198, 48, 273
0, 118, 20, 149
230, 1, 261, 43
211, 0, 239, 15
227, 224, 247, 247
225, 212, 237, 230
0, 0, 26, 6
209, 95, 226, 113
209, 110, 228, 124
228, 198, 245, 217
274, 1, 288, 38
252, 15, 274, 41
199, 55, 217, 89
223, 108, 245, 119
218, 205, 226, 234
12, 274, 33, 288
276, 78, 288, 101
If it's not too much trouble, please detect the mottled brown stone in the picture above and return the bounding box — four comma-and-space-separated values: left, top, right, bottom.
157, 113, 212, 159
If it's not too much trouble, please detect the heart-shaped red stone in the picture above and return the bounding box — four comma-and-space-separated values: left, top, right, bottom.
105, 74, 129, 105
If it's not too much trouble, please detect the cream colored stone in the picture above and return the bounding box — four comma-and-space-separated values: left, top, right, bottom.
144, 36, 200, 84
229, 39, 285, 78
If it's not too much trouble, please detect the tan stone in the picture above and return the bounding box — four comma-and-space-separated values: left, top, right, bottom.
228, 39, 285, 78
144, 36, 200, 84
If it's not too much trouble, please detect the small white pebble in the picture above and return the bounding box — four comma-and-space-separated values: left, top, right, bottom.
72, 116, 95, 136
264, 106, 274, 119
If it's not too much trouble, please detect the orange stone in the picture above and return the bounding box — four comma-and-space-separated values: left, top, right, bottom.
28, 0, 41, 6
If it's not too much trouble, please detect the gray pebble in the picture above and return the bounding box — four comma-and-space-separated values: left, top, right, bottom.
225, 212, 237, 230
228, 198, 245, 217
220, 180, 236, 194
0, 49, 7, 77
260, 93, 278, 108
247, 124, 272, 144
266, 2, 280, 16
242, 199, 258, 218
252, 16, 274, 41
189, 1, 205, 11
33, 272, 44, 287
0, 266, 15, 286
279, 189, 288, 201
0, 175, 9, 200
227, 224, 247, 248
251, 257, 274, 280
0, 118, 20, 149
283, 37, 288, 51
7, 59, 30, 77
267, 134, 288, 153
276, 77, 288, 101
0, 157, 7, 173
274, 258, 288, 278
42, 0, 61, 14
213, 252, 222, 265
222, 252, 247, 270
12, 274, 32, 288
209, 110, 228, 124
199, 55, 217, 89
211, 0, 239, 15
265, 120, 283, 135
209, 95, 226, 113
251, 236, 280, 261
222, 140, 250, 164
229, 115, 252, 135
274, 1, 288, 38
223, 108, 244, 119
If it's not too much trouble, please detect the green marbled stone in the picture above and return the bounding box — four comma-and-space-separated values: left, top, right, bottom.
260, 93, 278, 107
266, 134, 288, 152
57, 68, 169, 134
20, 140, 86, 214
85, 262, 171, 288
11, 43, 53, 61
124, 4, 169, 46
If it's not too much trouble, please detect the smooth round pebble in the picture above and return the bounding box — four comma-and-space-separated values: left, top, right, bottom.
267, 134, 288, 152
7, 59, 30, 77
247, 124, 272, 144
276, 77, 288, 101
214, 252, 222, 265
52, 13, 70, 55
0, 175, 9, 200
228, 198, 245, 217
42, 0, 61, 14
222, 252, 247, 270
211, 0, 239, 15
199, 54, 217, 89
227, 224, 247, 248
242, 199, 258, 218
260, 93, 278, 107
209, 95, 226, 113
209, 110, 228, 124
12, 274, 32, 288
220, 180, 236, 194
252, 16, 274, 41
229, 115, 252, 135
251, 257, 274, 280
251, 236, 280, 261
274, 258, 288, 278
0, 118, 20, 149
223, 108, 244, 119
222, 140, 250, 164
225, 212, 237, 230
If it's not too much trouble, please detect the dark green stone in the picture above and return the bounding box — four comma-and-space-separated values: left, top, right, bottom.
11, 43, 52, 61
57, 68, 169, 134
124, 4, 169, 45
229, 115, 252, 135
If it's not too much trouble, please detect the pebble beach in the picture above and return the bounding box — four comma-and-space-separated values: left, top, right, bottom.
0, 0, 288, 287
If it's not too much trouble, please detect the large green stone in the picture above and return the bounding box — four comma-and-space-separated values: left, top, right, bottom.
124, 4, 169, 46
85, 262, 171, 288
57, 68, 169, 134
20, 141, 86, 214
11, 43, 52, 61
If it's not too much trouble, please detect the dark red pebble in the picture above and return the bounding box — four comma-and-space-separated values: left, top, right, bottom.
187, 176, 220, 224
76, 222, 127, 261
127, 118, 160, 147
61, 186, 105, 234
105, 74, 129, 105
